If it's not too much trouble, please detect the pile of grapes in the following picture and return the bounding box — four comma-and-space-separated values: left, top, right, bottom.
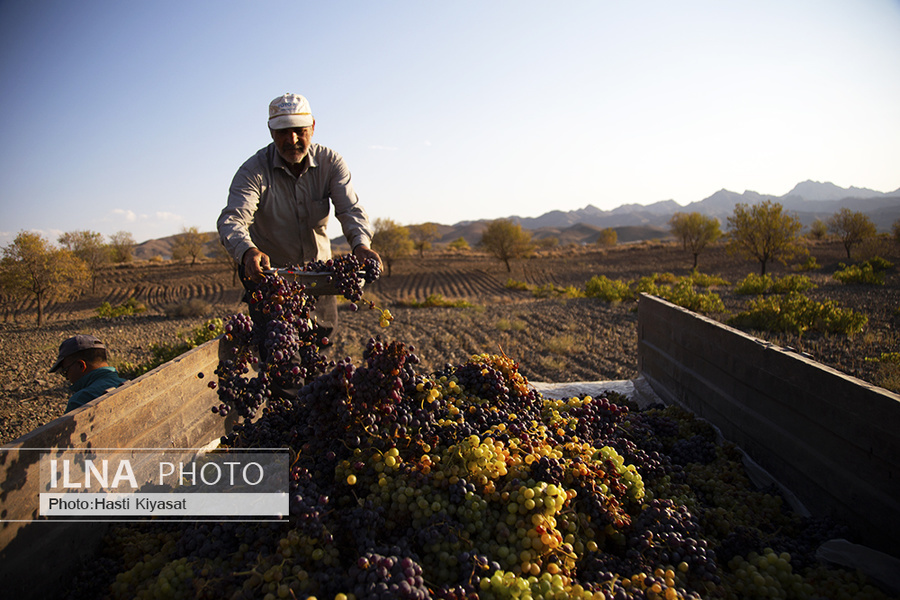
72, 254, 896, 600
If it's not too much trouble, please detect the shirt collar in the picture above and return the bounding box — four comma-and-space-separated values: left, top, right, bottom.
70, 366, 117, 392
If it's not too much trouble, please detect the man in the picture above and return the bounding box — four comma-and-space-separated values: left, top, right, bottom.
50, 334, 127, 413
217, 92, 381, 338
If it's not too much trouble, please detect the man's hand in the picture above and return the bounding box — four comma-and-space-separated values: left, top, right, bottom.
353, 245, 382, 271
242, 248, 271, 282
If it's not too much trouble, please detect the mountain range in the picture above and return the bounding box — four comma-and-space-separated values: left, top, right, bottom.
135, 180, 900, 258
435, 180, 900, 247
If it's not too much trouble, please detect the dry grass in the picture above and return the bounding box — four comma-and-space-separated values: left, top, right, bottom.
537, 355, 568, 372
544, 333, 579, 355
495, 318, 526, 332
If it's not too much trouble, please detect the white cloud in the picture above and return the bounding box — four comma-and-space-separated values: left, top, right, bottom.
111, 208, 138, 222
155, 211, 183, 222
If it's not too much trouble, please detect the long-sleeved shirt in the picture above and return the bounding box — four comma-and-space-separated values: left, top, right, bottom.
65, 366, 127, 413
217, 142, 373, 267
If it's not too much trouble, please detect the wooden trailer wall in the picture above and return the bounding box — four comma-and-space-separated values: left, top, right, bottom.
0, 336, 232, 600
637, 294, 900, 559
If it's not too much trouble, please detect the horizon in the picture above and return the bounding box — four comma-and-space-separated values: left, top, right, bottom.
133, 178, 898, 248
9, 177, 900, 247
2, 1, 899, 248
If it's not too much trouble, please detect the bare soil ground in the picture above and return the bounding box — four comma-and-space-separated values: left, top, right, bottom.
2, 239, 898, 445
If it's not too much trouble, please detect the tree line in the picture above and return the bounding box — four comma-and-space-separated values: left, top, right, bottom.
0, 226, 234, 326
670, 203, 898, 275
372, 204, 900, 276
4, 205, 898, 326
1, 230, 135, 326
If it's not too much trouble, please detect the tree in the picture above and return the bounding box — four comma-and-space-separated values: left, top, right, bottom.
828, 208, 877, 259
893, 218, 900, 247
0, 264, 20, 322
409, 223, 439, 258
807, 218, 828, 241
479, 219, 533, 272
668, 212, 721, 269
596, 228, 618, 248
171, 226, 208, 266
1, 231, 89, 326
58, 230, 110, 292
448, 237, 470, 251
109, 231, 136, 263
372, 218, 413, 276
726, 201, 804, 275
536, 237, 559, 250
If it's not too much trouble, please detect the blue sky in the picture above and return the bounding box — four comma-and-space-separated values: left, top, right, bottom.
1, 0, 899, 247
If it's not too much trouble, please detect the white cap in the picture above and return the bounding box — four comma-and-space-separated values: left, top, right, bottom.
268, 93, 314, 129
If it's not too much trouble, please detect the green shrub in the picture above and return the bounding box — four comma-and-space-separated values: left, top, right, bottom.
687, 271, 729, 288
586, 272, 724, 313
532, 284, 584, 299
867, 351, 900, 364
118, 318, 224, 378
654, 272, 679, 285
734, 274, 773, 295
735, 273, 815, 295
867, 256, 894, 271
771, 274, 816, 294
531, 284, 556, 299
655, 280, 725, 314
833, 257, 893, 285
727, 292, 867, 336
630, 275, 662, 297
504, 279, 530, 291
401, 294, 474, 308
503, 279, 583, 298
797, 255, 820, 271
560, 285, 585, 298
95, 297, 146, 318
833, 262, 882, 285
584, 275, 633, 302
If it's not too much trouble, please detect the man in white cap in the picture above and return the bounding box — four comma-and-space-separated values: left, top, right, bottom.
50, 334, 127, 413
217, 93, 381, 339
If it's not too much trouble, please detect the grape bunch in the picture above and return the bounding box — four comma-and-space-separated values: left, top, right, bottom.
221, 312, 254, 346
628, 499, 719, 583
212, 254, 382, 417
347, 552, 430, 600
302, 253, 382, 303
212, 355, 269, 418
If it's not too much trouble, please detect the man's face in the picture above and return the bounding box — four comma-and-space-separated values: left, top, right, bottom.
59, 358, 85, 384
270, 124, 315, 164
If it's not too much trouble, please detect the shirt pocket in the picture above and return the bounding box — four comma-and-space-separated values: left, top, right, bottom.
307, 196, 330, 228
